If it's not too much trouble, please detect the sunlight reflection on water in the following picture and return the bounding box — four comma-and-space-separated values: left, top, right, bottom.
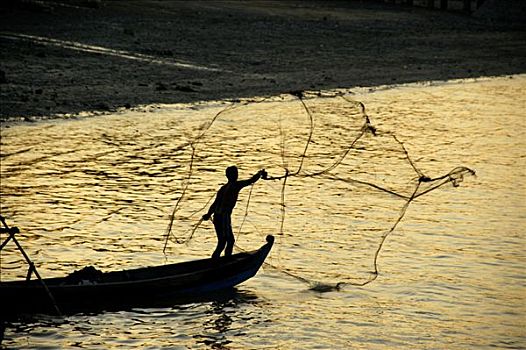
1, 75, 525, 349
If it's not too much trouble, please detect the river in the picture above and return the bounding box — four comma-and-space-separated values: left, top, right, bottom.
0, 75, 524, 349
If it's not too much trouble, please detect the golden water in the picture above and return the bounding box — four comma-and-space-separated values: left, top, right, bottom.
1, 75, 524, 349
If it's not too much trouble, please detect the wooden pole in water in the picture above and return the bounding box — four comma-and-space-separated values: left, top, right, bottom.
0, 216, 61, 315
427, 0, 435, 9
440, 0, 448, 10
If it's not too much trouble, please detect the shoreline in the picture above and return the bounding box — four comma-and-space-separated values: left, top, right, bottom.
2, 73, 522, 128
1, 0, 525, 122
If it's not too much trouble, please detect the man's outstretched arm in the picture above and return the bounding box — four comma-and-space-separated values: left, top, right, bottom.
238, 169, 267, 188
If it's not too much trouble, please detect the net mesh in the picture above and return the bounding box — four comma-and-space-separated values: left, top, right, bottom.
162, 91, 475, 290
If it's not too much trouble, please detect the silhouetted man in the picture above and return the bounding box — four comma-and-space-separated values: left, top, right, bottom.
203, 166, 267, 259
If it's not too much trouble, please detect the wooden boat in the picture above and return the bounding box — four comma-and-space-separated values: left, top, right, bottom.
0, 235, 274, 316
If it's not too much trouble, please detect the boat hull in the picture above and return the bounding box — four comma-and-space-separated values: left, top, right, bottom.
0, 235, 274, 316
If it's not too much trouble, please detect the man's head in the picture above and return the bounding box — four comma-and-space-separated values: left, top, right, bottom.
226, 166, 238, 182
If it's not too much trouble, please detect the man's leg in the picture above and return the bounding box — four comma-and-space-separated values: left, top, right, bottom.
212, 216, 226, 259
224, 215, 235, 256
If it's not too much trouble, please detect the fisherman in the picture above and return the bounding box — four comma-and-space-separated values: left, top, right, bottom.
202, 166, 267, 259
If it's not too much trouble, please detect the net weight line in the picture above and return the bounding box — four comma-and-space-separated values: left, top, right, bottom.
162, 91, 476, 290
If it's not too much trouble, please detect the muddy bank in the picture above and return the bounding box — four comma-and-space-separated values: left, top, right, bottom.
0, 0, 525, 121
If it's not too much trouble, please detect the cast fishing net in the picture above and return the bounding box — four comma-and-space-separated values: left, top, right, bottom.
162, 91, 475, 290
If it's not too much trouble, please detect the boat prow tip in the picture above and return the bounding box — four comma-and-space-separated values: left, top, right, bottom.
265, 235, 275, 245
